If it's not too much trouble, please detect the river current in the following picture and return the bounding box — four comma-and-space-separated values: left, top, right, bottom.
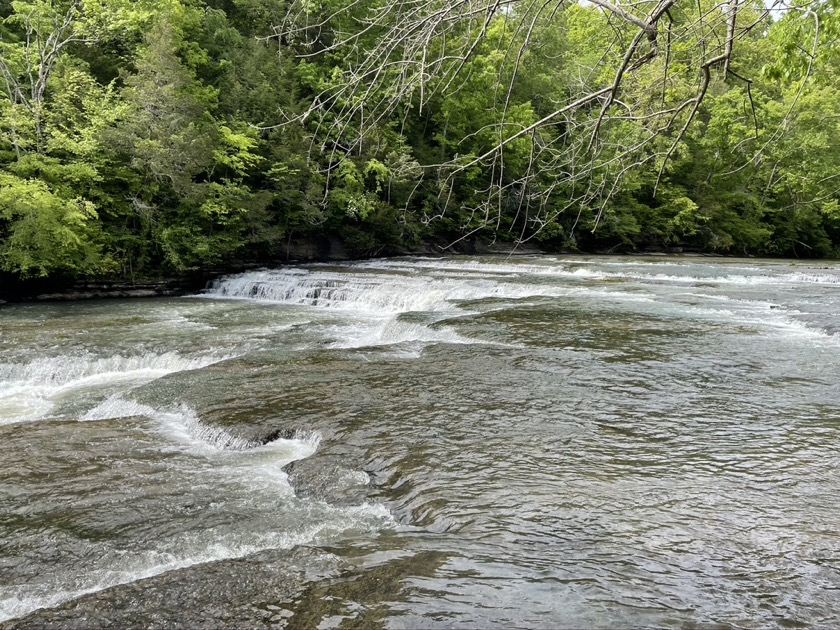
1, 255, 838, 628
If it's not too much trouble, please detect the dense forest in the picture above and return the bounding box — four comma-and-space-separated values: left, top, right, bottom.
1, 0, 839, 285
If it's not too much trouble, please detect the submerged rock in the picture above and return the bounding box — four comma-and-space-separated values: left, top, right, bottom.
0, 548, 342, 630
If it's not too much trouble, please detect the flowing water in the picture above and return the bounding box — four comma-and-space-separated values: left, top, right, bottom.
1, 255, 839, 628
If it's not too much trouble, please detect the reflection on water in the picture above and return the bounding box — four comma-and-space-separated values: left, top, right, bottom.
1, 255, 839, 628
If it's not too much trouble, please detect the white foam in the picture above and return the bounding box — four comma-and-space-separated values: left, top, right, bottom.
201, 264, 666, 353
0, 386, 56, 424
575, 268, 840, 288
203, 266, 656, 316
664, 296, 839, 343
784, 272, 840, 285
355, 257, 619, 282
204, 269, 469, 313
363, 258, 840, 288
0, 390, 382, 624
82, 396, 317, 455
320, 317, 474, 351
0, 501, 391, 623
0, 352, 224, 388
202, 261, 840, 354
84, 397, 248, 450
0, 352, 228, 425
203, 264, 773, 310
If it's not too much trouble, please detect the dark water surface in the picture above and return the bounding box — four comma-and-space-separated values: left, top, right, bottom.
1, 256, 839, 628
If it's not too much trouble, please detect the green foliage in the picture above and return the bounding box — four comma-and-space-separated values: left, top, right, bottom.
0, 173, 112, 276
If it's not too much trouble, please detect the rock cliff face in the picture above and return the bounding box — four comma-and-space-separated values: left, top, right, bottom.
0, 237, 546, 303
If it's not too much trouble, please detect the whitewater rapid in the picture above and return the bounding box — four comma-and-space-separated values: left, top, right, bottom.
2, 255, 839, 627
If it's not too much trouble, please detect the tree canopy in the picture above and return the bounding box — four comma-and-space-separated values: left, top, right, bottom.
0, 0, 838, 282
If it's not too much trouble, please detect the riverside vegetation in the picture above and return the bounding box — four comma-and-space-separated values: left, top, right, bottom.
1, 0, 839, 289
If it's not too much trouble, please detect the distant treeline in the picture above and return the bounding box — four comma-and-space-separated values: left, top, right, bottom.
1, 0, 839, 283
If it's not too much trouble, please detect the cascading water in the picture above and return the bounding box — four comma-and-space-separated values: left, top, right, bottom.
203, 265, 560, 312
0, 352, 227, 425
2, 255, 839, 628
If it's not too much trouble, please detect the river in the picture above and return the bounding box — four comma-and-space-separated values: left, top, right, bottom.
1, 255, 838, 628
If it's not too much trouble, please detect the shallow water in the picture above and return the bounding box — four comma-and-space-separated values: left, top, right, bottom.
1, 255, 839, 628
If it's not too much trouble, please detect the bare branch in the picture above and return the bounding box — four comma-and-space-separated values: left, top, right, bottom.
272, 0, 776, 236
